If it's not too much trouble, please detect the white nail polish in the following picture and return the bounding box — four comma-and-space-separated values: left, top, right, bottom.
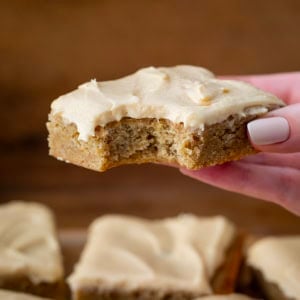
247, 117, 290, 145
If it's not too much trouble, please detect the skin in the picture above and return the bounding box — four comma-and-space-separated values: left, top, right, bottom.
180, 72, 300, 215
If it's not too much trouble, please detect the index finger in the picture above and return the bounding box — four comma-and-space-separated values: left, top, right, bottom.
220, 72, 300, 105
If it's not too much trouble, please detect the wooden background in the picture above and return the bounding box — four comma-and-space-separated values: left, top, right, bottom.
1, 0, 300, 233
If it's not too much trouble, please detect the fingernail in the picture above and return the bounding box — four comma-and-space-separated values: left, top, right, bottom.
247, 117, 290, 145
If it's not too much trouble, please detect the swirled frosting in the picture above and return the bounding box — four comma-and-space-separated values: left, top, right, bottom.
68, 214, 236, 295
0, 290, 50, 300
50, 65, 284, 141
0, 201, 63, 284
247, 236, 300, 299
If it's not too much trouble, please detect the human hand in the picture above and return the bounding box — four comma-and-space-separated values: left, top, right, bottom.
181, 72, 300, 215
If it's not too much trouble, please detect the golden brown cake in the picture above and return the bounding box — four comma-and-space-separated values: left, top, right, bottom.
68, 214, 243, 300
47, 65, 284, 172
0, 201, 64, 299
0, 289, 52, 300
246, 236, 300, 300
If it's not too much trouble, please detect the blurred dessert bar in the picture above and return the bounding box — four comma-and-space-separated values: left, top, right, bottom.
68, 214, 243, 300
0, 289, 52, 300
247, 236, 300, 300
47, 65, 284, 172
0, 201, 64, 299
195, 294, 255, 299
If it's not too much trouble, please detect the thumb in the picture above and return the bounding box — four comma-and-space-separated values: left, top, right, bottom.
247, 103, 300, 153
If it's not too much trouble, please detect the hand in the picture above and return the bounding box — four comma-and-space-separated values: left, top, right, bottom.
181, 72, 300, 215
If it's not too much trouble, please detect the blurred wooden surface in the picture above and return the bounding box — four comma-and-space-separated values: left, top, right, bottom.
0, 0, 300, 233
1, 143, 300, 234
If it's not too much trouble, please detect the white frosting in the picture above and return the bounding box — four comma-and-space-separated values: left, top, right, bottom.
197, 294, 254, 300
68, 214, 236, 295
50, 65, 284, 141
0, 201, 63, 284
0, 290, 50, 300
247, 236, 300, 299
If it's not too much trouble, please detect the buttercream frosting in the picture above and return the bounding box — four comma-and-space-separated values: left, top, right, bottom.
50, 65, 284, 141
247, 236, 300, 299
68, 214, 236, 295
0, 201, 63, 284
0, 289, 50, 300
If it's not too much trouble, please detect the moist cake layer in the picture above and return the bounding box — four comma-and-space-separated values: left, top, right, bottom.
48, 113, 261, 172
49, 65, 284, 141
247, 236, 300, 299
68, 214, 236, 299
